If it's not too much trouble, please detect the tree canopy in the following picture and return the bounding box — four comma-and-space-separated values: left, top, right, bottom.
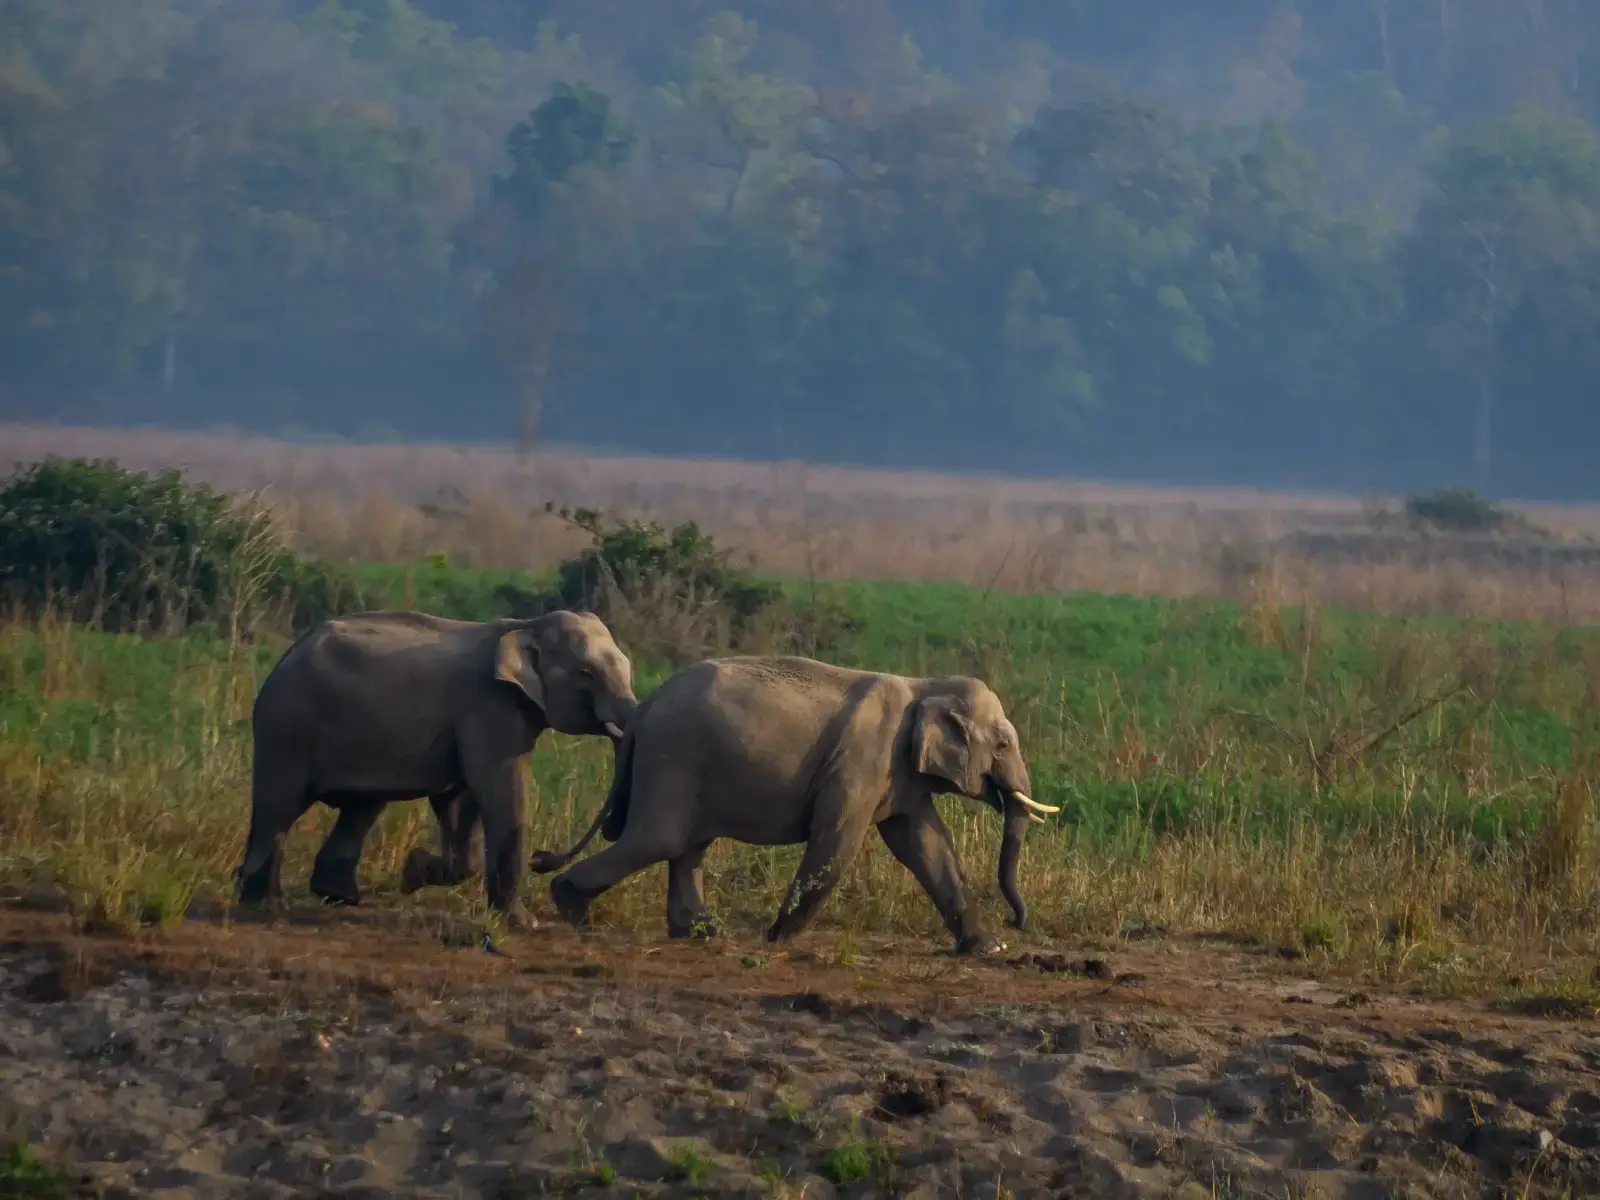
3, 0, 1599, 497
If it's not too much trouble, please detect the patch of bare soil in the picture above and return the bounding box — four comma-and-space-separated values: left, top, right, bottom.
3, 905, 1599, 1199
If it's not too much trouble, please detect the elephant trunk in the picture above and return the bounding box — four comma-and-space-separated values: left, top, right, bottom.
997, 795, 1031, 931
599, 694, 637, 742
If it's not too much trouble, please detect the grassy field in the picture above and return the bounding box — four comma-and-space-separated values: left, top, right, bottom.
11, 421, 1600, 624
4, 557, 1598, 1008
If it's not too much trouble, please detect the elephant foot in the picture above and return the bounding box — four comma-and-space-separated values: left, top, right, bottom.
400, 847, 436, 895
309, 868, 361, 908
668, 915, 721, 941
549, 877, 591, 928
236, 875, 279, 908
311, 885, 361, 908
401, 849, 476, 895
955, 931, 1007, 957
501, 901, 539, 934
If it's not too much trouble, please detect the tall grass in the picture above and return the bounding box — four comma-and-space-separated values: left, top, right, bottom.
9, 422, 1600, 624
3, 573, 1597, 1000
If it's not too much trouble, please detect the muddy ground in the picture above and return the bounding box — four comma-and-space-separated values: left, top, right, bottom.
3, 903, 1599, 1199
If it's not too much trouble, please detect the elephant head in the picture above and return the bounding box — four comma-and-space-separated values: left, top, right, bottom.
911, 682, 1057, 931
495, 611, 637, 741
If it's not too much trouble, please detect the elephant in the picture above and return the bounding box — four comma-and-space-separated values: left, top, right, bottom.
235, 609, 637, 929
528, 655, 1058, 954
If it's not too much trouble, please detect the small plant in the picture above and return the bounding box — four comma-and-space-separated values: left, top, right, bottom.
771, 1088, 809, 1125
136, 866, 200, 928
585, 1157, 616, 1186
0, 1135, 72, 1199
831, 931, 863, 968
1299, 918, 1338, 953
757, 1159, 793, 1195
822, 1119, 895, 1187
663, 1142, 714, 1185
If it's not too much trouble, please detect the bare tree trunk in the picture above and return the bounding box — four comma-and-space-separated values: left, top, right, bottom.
1475, 370, 1493, 490
517, 361, 544, 462
720, 148, 753, 227
1464, 221, 1503, 491
1437, 0, 1453, 87
162, 330, 180, 393
1376, 0, 1395, 84
164, 123, 200, 395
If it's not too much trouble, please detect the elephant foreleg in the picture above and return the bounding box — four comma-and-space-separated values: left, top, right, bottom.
766, 789, 874, 945
310, 795, 387, 906
463, 761, 535, 931
877, 806, 1001, 956
666, 841, 717, 939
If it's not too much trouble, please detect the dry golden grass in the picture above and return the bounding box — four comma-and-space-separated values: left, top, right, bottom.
10, 421, 1600, 623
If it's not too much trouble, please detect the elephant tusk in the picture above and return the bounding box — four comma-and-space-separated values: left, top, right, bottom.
1013, 793, 1060, 816
1026, 811, 1047, 824
604, 721, 625, 740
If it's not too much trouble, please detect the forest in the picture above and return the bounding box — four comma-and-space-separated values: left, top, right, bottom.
2, 0, 1599, 497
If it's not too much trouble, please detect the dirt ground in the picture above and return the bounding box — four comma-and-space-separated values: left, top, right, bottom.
4, 903, 1599, 1199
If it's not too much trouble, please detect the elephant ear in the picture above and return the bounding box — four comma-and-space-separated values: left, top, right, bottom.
494, 630, 545, 710
913, 695, 977, 794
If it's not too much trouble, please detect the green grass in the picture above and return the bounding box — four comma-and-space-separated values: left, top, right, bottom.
0, 1137, 74, 1199
823, 1119, 896, 1188
2, 558, 1599, 996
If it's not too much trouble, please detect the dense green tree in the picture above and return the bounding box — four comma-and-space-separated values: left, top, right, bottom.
3, 0, 1600, 497
1400, 109, 1600, 488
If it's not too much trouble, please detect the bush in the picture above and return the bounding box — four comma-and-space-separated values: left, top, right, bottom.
537, 505, 777, 661
534, 505, 862, 664
0, 457, 356, 635
548, 505, 779, 621
1404, 487, 1515, 535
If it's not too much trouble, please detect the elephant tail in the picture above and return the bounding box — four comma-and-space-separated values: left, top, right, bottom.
528, 726, 635, 873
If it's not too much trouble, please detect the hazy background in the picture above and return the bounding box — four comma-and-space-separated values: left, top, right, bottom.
2, 0, 1598, 498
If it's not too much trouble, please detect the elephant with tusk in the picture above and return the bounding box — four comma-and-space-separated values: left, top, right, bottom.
529, 655, 1057, 954
235, 609, 637, 929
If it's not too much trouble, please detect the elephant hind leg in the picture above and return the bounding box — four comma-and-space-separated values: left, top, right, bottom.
309, 794, 387, 906
550, 833, 679, 929
666, 841, 717, 939
554, 764, 698, 930
237, 763, 314, 906
400, 788, 477, 895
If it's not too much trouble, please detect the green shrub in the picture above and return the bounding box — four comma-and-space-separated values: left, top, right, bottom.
1404, 487, 1514, 534
0, 456, 358, 634
548, 504, 779, 622
0, 1133, 72, 1199
532, 505, 861, 663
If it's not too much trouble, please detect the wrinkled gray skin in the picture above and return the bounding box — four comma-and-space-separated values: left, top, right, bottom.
236, 609, 636, 929
530, 656, 1056, 954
